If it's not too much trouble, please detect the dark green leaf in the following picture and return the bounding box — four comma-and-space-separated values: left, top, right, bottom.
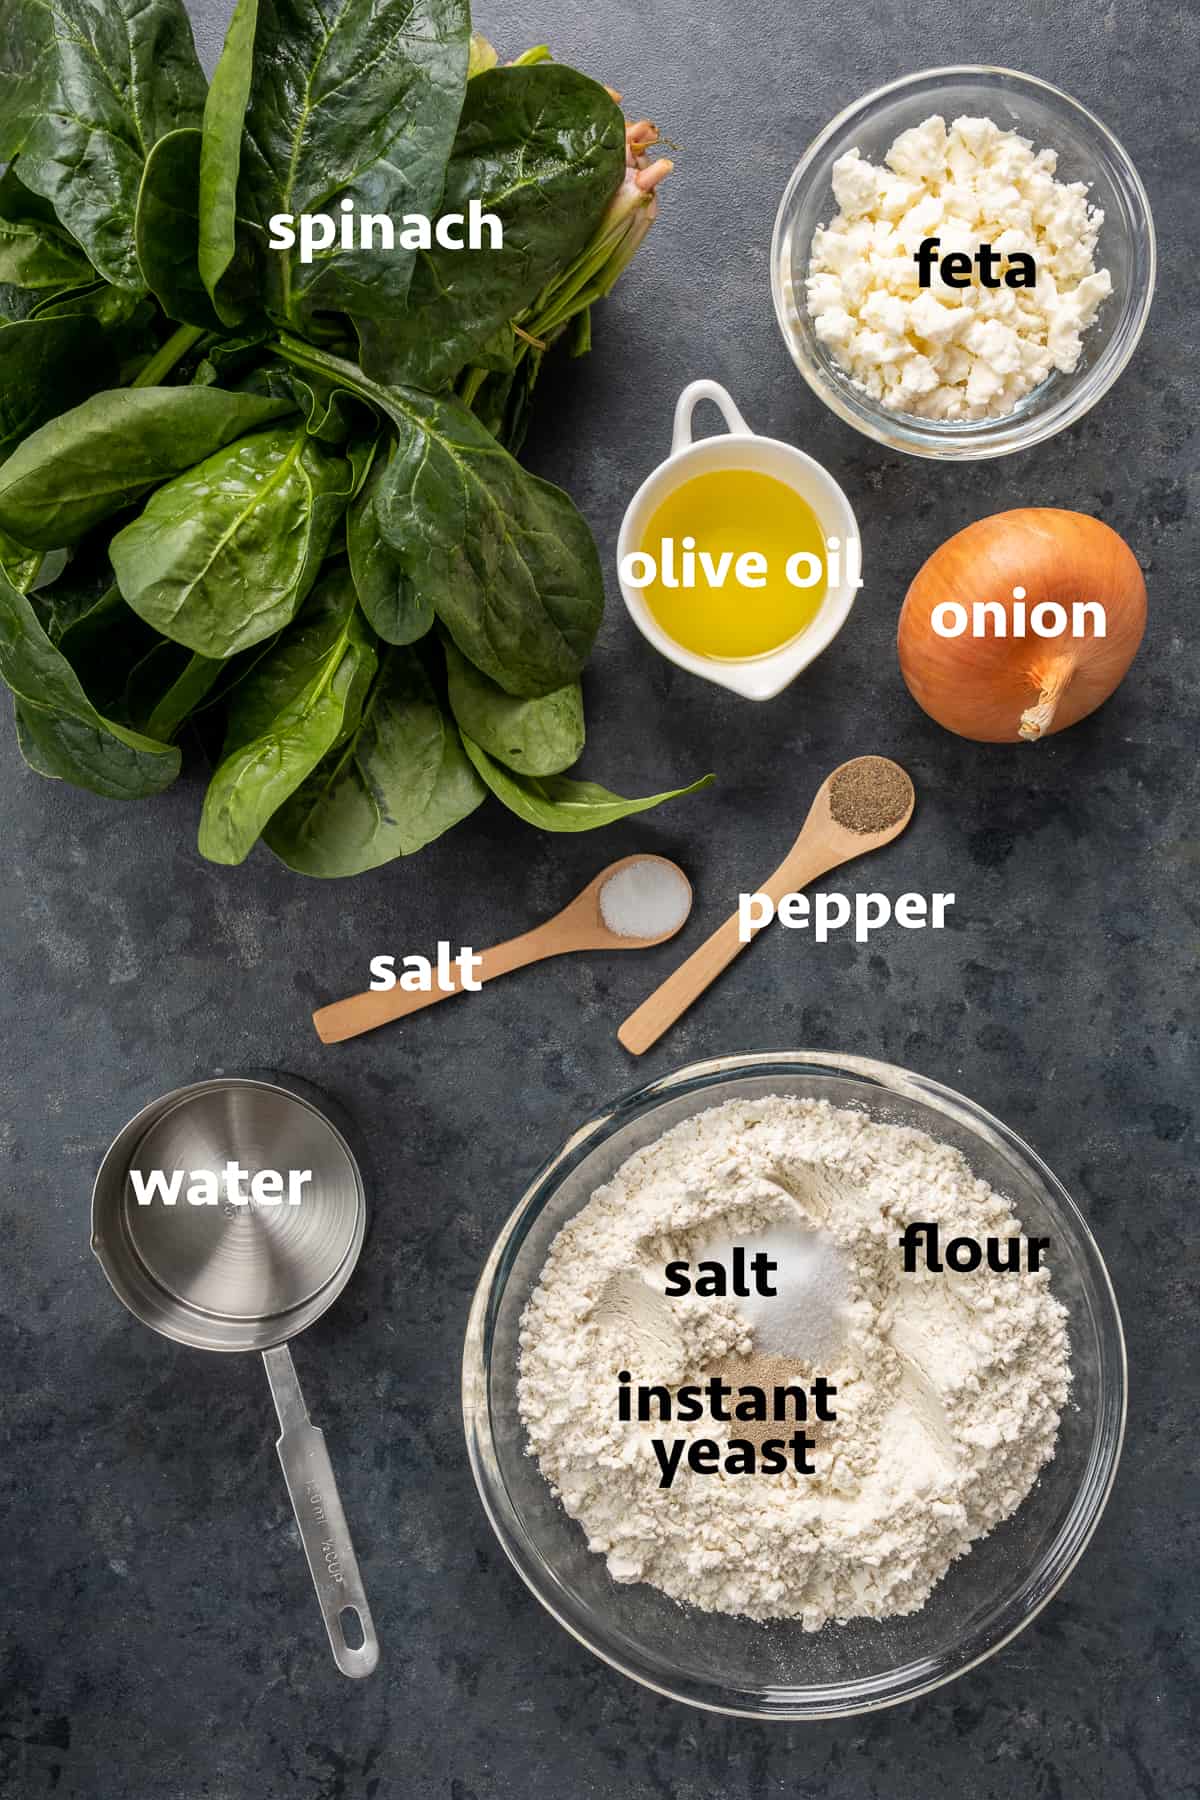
26, 279, 159, 383
0, 566, 179, 797
347, 455, 433, 645
233, 0, 470, 330
55, 585, 162, 714
29, 529, 123, 642
17, 0, 207, 290
0, 282, 40, 323
466, 349, 542, 455
0, 2, 56, 160
347, 436, 377, 498
265, 647, 484, 875
0, 165, 93, 290
231, 360, 376, 446
136, 128, 221, 329
358, 66, 625, 390
28, 281, 141, 326
29, 548, 69, 589
368, 378, 603, 695
0, 386, 295, 548
0, 524, 41, 593
15, 698, 179, 796
462, 735, 714, 830
13, 697, 59, 775
198, 0, 258, 323
110, 425, 355, 656
199, 569, 377, 864
191, 327, 271, 387
124, 640, 225, 740
289, 371, 377, 445
443, 635, 583, 775
0, 316, 116, 465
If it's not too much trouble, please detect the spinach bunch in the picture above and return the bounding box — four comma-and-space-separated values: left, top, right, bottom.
0, 0, 709, 875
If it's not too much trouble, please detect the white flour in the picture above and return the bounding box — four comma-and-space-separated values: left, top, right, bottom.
517, 1095, 1071, 1627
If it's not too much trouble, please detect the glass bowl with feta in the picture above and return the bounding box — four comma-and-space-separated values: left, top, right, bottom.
770, 67, 1155, 459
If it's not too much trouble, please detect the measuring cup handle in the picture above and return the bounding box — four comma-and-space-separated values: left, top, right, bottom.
262, 1345, 379, 1679
670, 379, 753, 453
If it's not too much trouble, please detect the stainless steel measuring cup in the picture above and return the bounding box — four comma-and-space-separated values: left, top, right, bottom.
91, 1076, 379, 1677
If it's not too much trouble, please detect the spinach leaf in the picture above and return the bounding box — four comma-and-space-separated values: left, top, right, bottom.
287, 370, 377, 446
0, 566, 179, 797
234, 358, 377, 447
0, 387, 295, 548
26, 279, 159, 383
198, 0, 258, 323
54, 585, 162, 713
29, 526, 125, 642
462, 736, 714, 830
135, 129, 221, 329
358, 66, 625, 390
0, 317, 116, 465
365, 376, 603, 695
191, 328, 271, 388
13, 699, 60, 776
467, 351, 542, 456
124, 640, 225, 740
15, 697, 180, 797
0, 165, 93, 291
232, 0, 470, 330
110, 425, 354, 657
0, 525, 41, 594
281, 342, 603, 693
0, 282, 40, 324
347, 455, 433, 645
29, 548, 69, 589
265, 647, 484, 875
28, 281, 142, 327
17, 0, 207, 290
0, 2, 55, 160
443, 636, 583, 775
199, 569, 376, 864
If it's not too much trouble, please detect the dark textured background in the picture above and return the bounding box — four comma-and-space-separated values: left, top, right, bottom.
2, 1, 1195, 1795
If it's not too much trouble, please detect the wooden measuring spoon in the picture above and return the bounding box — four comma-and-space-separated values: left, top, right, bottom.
618, 758, 915, 1056
313, 854, 693, 1044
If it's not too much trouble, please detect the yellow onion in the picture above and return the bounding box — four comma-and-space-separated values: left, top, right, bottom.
898, 509, 1146, 743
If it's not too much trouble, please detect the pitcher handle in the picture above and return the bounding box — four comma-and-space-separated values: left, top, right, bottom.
671, 379, 754, 453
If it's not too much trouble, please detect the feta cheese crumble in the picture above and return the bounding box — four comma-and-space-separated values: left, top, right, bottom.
804, 114, 1113, 421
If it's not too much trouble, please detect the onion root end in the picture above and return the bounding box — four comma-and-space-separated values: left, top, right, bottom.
1019, 660, 1076, 742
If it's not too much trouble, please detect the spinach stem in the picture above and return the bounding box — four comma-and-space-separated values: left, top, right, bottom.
457, 365, 489, 409
131, 323, 206, 389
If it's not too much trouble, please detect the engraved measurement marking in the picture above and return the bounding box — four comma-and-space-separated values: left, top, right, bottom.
305, 1484, 345, 1581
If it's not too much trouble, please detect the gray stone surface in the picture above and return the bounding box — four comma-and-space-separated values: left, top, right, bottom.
1, 1, 1194, 1795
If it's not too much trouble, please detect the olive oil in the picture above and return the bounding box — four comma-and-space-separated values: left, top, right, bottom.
639, 468, 828, 660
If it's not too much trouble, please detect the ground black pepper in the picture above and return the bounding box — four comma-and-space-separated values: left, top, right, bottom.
828, 757, 914, 834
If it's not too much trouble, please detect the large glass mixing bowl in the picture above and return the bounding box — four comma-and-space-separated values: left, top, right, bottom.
462, 1054, 1125, 1718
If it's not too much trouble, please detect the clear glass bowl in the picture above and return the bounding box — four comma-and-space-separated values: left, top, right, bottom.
770, 68, 1155, 459
462, 1054, 1126, 1718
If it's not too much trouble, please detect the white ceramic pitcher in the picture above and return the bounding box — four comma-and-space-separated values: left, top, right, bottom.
616, 379, 861, 700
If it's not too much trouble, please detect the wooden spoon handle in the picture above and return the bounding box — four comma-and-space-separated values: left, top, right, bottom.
617, 841, 846, 1057
617, 910, 753, 1056
313, 930, 550, 1044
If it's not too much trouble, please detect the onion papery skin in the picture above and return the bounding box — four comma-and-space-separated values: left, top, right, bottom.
898, 509, 1147, 743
